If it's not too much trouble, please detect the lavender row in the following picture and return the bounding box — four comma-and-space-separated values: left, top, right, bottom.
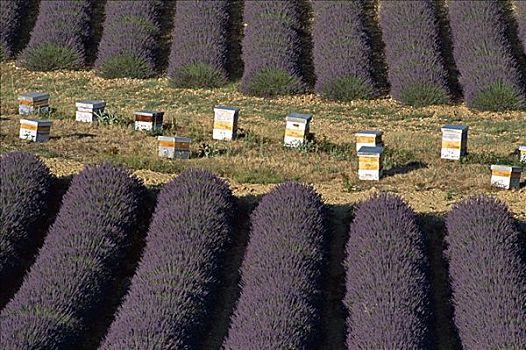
240, 1, 307, 96
95, 0, 162, 79
0, 152, 51, 306
100, 169, 235, 349
448, 0, 526, 111
446, 195, 526, 349
0, 163, 144, 349
168, 0, 233, 88
18, 0, 93, 71
0, 0, 30, 60
312, 0, 376, 101
379, 0, 451, 107
344, 193, 433, 348
224, 182, 327, 349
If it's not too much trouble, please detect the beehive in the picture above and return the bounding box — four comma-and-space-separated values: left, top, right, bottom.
441, 124, 468, 160
490, 165, 522, 190
355, 130, 383, 152
75, 100, 106, 123
19, 119, 52, 142
18, 92, 49, 115
134, 110, 164, 132
158, 136, 192, 159
357, 146, 384, 181
213, 105, 240, 141
284, 113, 312, 147
519, 145, 526, 163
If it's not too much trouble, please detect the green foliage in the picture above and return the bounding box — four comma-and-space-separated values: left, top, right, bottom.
399, 83, 450, 107
321, 76, 374, 101
97, 53, 152, 79
470, 80, 525, 111
247, 67, 304, 97
460, 152, 522, 167
94, 109, 131, 127
170, 63, 227, 89
21, 42, 82, 71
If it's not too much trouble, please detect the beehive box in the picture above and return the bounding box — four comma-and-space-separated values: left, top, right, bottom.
158, 136, 192, 159
441, 124, 468, 160
284, 113, 312, 147
519, 145, 526, 163
213, 105, 240, 141
355, 130, 383, 152
75, 100, 106, 123
357, 146, 384, 181
18, 92, 49, 115
19, 119, 52, 142
134, 110, 164, 132
490, 165, 522, 190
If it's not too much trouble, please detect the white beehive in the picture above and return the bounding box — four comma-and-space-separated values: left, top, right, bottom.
490, 165, 522, 190
213, 105, 240, 141
441, 124, 468, 160
355, 130, 383, 152
158, 136, 192, 159
134, 110, 164, 132
18, 92, 49, 115
19, 118, 52, 142
75, 100, 106, 123
357, 146, 384, 181
519, 145, 526, 163
284, 113, 312, 147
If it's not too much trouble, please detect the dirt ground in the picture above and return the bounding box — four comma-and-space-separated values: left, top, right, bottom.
1, 62, 525, 219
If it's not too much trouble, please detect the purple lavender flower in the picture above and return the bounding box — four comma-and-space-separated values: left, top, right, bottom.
345, 193, 432, 349
446, 195, 526, 349
224, 182, 327, 349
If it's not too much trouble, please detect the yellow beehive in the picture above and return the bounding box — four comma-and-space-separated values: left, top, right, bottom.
357, 146, 384, 181
158, 136, 191, 159
441, 124, 468, 160
355, 131, 383, 152
18, 92, 49, 115
490, 165, 521, 190
19, 119, 52, 142
213, 106, 240, 141
284, 113, 312, 147
519, 145, 526, 163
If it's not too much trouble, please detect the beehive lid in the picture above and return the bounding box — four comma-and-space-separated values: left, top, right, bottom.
20, 118, 52, 126
134, 110, 164, 117
519, 145, 526, 151
158, 136, 175, 142
491, 164, 522, 172
174, 136, 192, 143
355, 130, 383, 137
442, 124, 468, 132
18, 92, 49, 101
358, 146, 384, 156
286, 112, 312, 123
76, 100, 106, 109
214, 105, 240, 112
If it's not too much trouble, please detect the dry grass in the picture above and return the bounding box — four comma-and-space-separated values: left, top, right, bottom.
1, 62, 525, 218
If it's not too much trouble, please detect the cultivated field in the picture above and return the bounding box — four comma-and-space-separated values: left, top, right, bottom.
1, 62, 524, 219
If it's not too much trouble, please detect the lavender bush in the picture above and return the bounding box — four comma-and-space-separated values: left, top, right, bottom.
312, 0, 376, 101
240, 1, 308, 96
168, 1, 232, 88
95, 0, 161, 79
0, 152, 51, 305
0, 163, 144, 349
224, 182, 327, 349
446, 196, 526, 349
100, 169, 235, 349
379, 0, 451, 106
344, 193, 432, 349
17, 0, 93, 71
0, 0, 30, 60
448, 0, 526, 111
